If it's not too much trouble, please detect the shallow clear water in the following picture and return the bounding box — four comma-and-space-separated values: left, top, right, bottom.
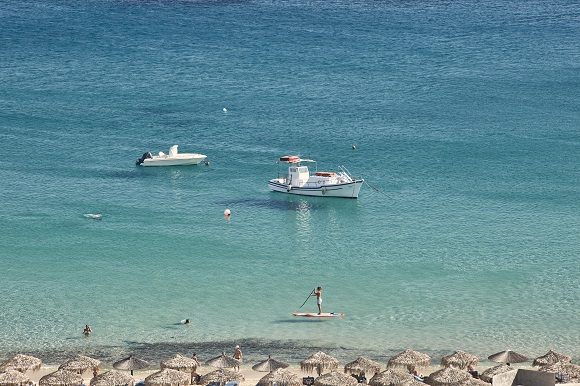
0, 0, 578, 365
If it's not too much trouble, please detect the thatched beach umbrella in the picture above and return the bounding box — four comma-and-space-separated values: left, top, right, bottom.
344, 357, 382, 376
313, 370, 357, 386
113, 355, 150, 376
533, 350, 572, 367
199, 368, 243, 385
256, 368, 300, 386
90, 370, 134, 386
144, 369, 189, 386
300, 351, 339, 377
161, 354, 198, 372
0, 354, 42, 372
426, 367, 472, 386
0, 369, 30, 386
479, 364, 513, 383
387, 349, 431, 369
440, 351, 478, 370
39, 370, 83, 386
160, 354, 199, 385
59, 355, 101, 374
368, 369, 414, 386
539, 362, 580, 381
204, 352, 241, 370
252, 356, 289, 372
487, 350, 527, 365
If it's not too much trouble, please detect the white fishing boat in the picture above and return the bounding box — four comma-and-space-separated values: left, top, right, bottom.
136, 145, 207, 166
268, 155, 364, 198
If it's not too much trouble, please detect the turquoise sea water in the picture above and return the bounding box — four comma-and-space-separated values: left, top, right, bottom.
1, 0, 579, 366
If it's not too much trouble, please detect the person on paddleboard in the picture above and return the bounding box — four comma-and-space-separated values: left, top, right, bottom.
311, 287, 322, 314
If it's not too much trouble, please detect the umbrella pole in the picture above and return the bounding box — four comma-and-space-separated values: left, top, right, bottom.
300, 289, 315, 308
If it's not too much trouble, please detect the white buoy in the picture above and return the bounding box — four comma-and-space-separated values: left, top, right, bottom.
223, 107, 228, 113
224, 209, 231, 216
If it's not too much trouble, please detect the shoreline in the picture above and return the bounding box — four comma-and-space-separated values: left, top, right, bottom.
3, 337, 578, 373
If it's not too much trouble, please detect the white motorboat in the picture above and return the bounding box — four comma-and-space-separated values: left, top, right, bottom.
268, 155, 364, 198
136, 145, 207, 166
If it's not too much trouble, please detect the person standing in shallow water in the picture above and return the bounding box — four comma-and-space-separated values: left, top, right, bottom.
311, 287, 322, 314
233, 345, 242, 371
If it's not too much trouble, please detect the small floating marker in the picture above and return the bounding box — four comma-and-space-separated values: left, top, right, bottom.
352, 145, 357, 149
223, 107, 228, 113
204, 161, 210, 166
224, 209, 231, 216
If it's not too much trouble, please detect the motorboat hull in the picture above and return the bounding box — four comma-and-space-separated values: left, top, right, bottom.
140, 154, 206, 166
268, 178, 364, 198
137, 145, 207, 167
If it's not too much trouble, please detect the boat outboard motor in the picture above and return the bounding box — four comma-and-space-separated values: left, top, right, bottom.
136, 152, 153, 165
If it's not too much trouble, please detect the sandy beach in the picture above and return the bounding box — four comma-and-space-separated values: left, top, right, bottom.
20, 362, 580, 386
23, 365, 292, 386
18, 364, 435, 386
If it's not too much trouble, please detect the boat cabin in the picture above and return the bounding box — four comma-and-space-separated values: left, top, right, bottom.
287, 165, 310, 187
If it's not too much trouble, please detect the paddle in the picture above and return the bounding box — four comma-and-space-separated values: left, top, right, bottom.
299, 288, 315, 308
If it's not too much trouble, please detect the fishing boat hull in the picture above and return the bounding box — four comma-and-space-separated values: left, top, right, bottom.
268, 178, 364, 198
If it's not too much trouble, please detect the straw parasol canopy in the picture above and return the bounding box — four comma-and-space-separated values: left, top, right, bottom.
0, 355, 42, 372
487, 350, 527, 365
39, 370, 83, 386
160, 354, 198, 373
533, 350, 572, 367
204, 352, 241, 369
369, 369, 414, 386
387, 350, 431, 369
0, 369, 30, 386
59, 355, 101, 374
300, 351, 339, 376
144, 369, 189, 386
113, 356, 150, 376
252, 356, 290, 372
426, 367, 472, 386
539, 362, 580, 380
344, 357, 382, 376
256, 368, 301, 386
199, 368, 243, 385
90, 370, 135, 386
440, 351, 478, 370
479, 364, 513, 383
313, 371, 357, 386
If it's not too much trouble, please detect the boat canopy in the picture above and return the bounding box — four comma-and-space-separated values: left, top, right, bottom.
279, 155, 300, 163
278, 155, 316, 163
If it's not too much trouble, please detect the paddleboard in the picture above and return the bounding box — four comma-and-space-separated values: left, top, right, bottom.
293, 312, 345, 318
